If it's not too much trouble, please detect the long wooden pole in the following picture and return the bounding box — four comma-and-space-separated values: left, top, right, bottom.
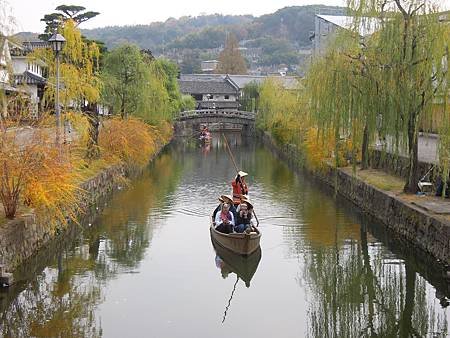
222, 133, 239, 173
221, 133, 259, 227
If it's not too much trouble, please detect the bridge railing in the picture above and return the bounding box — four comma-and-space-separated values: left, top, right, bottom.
176, 109, 256, 121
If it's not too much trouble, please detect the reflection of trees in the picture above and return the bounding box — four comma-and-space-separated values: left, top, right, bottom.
0, 253, 102, 337
303, 218, 448, 337
252, 144, 448, 337
91, 152, 182, 273
0, 151, 183, 337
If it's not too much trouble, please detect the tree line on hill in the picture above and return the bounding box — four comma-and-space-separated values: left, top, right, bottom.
82, 5, 345, 70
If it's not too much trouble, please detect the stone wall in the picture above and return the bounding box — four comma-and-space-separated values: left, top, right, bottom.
369, 149, 435, 183
260, 132, 450, 265
0, 143, 168, 276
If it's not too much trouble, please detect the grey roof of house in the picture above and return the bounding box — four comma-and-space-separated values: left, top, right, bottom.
179, 76, 238, 95
22, 40, 50, 51
228, 75, 300, 90
14, 70, 46, 85
180, 73, 300, 91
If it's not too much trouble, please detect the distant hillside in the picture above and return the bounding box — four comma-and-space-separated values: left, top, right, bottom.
13, 5, 343, 74
12, 32, 40, 42
82, 14, 254, 51
83, 5, 344, 50
81, 5, 344, 73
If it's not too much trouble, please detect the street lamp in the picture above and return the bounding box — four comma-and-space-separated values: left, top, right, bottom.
49, 33, 66, 149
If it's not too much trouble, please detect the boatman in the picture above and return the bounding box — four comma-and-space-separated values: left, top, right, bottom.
232, 171, 249, 206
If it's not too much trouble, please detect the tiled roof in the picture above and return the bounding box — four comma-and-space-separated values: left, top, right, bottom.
180, 73, 299, 90
14, 70, 46, 85
22, 40, 50, 51
179, 77, 238, 95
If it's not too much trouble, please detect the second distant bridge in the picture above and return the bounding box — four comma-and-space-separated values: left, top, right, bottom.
174, 109, 256, 136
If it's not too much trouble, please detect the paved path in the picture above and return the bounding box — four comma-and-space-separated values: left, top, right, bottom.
5, 124, 78, 146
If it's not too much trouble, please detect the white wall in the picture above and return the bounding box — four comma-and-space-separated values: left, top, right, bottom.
12, 57, 43, 76
202, 94, 237, 101
313, 16, 338, 57
0, 40, 11, 84
12, 57, 27, 74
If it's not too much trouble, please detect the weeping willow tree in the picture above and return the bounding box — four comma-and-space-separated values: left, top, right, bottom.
308, 34, 375, 170
31, 19, 102, 159
101, 45, 181, 124
309, 0, 450, 193
363, 0, 450, 193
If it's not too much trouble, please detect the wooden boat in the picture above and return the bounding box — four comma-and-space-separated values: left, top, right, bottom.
210, 220, 261, 256
211, 239, 261, 287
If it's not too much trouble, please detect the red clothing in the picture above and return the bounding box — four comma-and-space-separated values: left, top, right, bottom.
232, 178, 248, 205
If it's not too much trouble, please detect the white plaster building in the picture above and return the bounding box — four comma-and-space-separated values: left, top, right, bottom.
201, 60, 219, 73
311, 15, 380, 57
10, 41, 47, 117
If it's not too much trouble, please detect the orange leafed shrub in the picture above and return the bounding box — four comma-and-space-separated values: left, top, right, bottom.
99, 117, 161, 167
0, 127, 82, 226
304, 128, 335, 170
304, 127, 357, 169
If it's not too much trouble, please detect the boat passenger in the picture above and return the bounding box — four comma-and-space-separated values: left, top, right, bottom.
212, 196, 225, 221
222, 194, 236, 218
234, 201, 254, 233
214, 203, 235, 234
232, 171, 249, 205
236, 195, 249, 213
213, 195, 236, 220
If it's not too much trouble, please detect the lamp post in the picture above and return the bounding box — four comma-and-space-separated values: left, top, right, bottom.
49, 33, 66, 149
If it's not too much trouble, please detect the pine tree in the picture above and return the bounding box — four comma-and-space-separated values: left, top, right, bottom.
216, 33, 247, 75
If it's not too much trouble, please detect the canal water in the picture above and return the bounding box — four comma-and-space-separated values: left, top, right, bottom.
0, 134, 449, 337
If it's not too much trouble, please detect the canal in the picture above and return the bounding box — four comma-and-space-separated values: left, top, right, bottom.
0, 134, 449, 337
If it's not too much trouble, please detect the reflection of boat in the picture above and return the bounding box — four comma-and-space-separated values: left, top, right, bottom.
212, 239, 262, 287
199, 131, 211, 143
210, 222, 261, 256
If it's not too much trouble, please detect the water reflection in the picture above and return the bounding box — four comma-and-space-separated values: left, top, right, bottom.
212, 241, 262, 323
253, 145, 449, 337
0, 151, 183, 337
212, 241, 262, 288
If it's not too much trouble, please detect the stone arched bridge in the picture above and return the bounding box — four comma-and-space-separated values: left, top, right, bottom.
174, 109, 256, 136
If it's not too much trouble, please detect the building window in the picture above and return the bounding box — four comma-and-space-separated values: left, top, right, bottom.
224, 95, 229, 100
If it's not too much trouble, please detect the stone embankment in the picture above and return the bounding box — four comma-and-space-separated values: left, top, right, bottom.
0, 143, 169, 284
261, 132, 450, 266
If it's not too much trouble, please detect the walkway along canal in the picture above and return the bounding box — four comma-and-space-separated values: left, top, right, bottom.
0, 134, 449, 337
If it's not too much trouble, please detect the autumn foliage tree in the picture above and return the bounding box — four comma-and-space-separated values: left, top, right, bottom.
216, 33, 247, 75
32, 19, 102, 159
0, 119, 81, 224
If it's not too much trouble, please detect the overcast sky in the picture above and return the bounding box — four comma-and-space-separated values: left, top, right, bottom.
8, 0, 450, 33
10, 0, 345, 32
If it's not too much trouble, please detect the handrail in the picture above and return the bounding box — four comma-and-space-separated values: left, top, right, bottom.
176, 109, 256, 121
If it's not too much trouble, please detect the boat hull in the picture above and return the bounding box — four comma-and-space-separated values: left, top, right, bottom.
210, 224, 261, 256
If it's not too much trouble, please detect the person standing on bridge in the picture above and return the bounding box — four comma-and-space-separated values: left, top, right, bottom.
232, 171, 249, 206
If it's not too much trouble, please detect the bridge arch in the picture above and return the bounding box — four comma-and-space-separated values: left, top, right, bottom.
174, 109, 256, 136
